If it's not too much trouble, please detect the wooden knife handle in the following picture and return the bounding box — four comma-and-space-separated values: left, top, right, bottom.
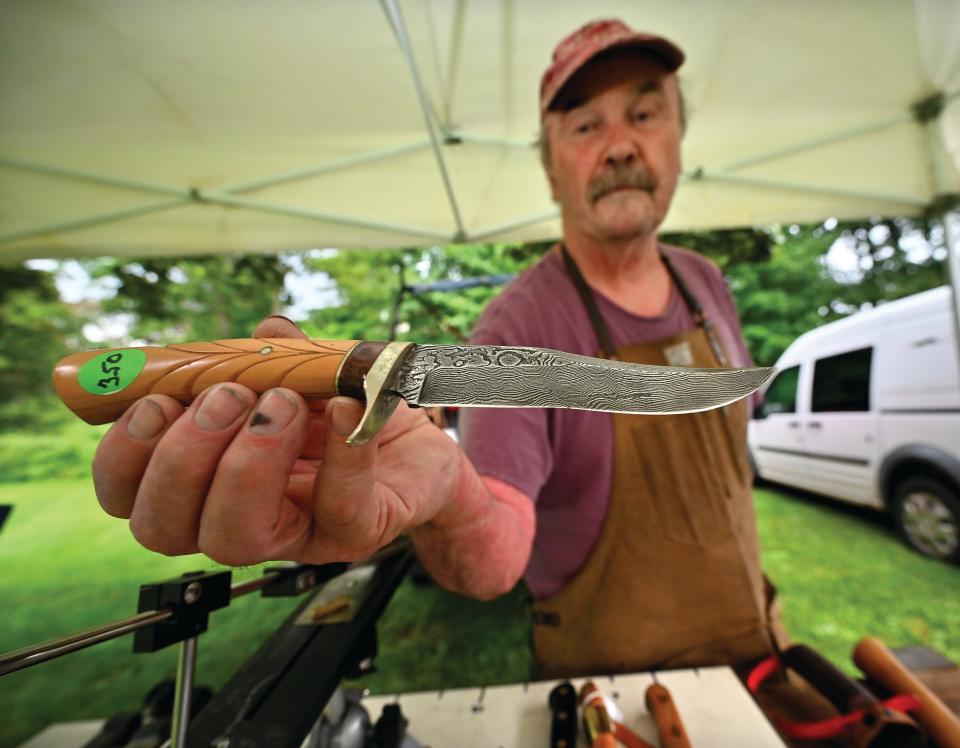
644, 683, 692, 748
782, 643, 877, 713
854, 637, 960, 748
51, 338, 389, 425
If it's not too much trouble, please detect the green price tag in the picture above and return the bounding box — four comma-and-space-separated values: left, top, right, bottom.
77, 349, 147, 396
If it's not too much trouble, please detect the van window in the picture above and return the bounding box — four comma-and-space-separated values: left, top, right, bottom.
811, 347, 873, 412
763, 366, 800, 414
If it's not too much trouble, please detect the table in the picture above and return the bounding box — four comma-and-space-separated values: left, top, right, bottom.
363, 666, 787, 747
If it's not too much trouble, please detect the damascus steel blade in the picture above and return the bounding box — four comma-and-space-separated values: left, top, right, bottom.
392, 344, 775, 415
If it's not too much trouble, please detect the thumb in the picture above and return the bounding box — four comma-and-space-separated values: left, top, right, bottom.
253, 315, 308, 339
309, 397, 381, 553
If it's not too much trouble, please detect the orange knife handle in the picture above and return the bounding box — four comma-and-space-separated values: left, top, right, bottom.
51, 338, 383, 425
853, 636, 960, 748
645, 683, 692, 748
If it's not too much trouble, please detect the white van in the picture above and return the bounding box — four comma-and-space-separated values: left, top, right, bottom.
748, 286, 960, 562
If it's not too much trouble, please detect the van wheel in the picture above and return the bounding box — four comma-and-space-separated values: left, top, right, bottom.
892, 477, 960, 562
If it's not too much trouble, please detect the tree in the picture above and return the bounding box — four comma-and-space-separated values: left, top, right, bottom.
302, 242, 550, 343
0, 264, 84, 426
82, 254, 293, 342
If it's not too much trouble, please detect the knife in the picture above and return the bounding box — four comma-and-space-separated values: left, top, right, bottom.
52, 338, 775, 446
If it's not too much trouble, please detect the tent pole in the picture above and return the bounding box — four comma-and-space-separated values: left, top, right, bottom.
200, 192, 451, 242
944, 212, 960, 363
381, 0, 467, 241
445, 0, 466, 132
0, 199, 188, 247
0, 157, 186, 197
717, 114, 913, 174
468, 209, 558, 242
501, 0, 514, 134
919, 92, 960, 373
685, 170, 926, 209
218, 140, 431, 194
455, 132, 532, 150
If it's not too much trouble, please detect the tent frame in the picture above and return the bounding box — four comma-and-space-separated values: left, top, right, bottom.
2, 1, 958, 356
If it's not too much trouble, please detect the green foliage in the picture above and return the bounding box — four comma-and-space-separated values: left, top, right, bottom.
670, 218, 948, 366
0, 265, 84, 427
830, 216, 948, 306
303, 242, 550, 343
662, 226, 774, 270
728, 229, 844, 366
82, 254, 293, 341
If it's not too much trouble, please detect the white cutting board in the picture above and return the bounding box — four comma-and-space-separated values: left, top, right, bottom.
363, 666, 786, 747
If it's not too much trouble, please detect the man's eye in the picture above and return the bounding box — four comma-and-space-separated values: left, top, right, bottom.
573, 121, 594, 134
632, 109, 653, 122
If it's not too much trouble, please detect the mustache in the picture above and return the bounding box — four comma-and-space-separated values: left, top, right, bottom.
588, 166, 658, 203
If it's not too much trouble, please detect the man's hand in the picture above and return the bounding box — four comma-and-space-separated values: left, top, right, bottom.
92, 317, 462, 567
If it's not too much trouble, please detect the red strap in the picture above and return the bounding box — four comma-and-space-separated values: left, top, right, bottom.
747, 656, 923, 740
748, 654, 781, 692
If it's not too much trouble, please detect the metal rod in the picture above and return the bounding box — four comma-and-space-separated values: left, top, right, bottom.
717, 114, 914, 174
684, 170, 927, 208
199, 191, 452, 242
454, 132, 535, 150
381, 0, 467, 241
424, 0, 450, 130
943, 210, 960, 376
924, 107, 960, 375
0, 198, 189, 248
445, 0, 467, 130
216, 140, 431, 194
351, 536, 412, 567
467, 209, 559, 242
0, 157, 188, 197
501, 0, 514, 133
0, 608, 172, 676
230, 573, 278, 599
170, 637, 198, 748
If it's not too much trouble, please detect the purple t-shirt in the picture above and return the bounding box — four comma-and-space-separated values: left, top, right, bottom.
459, 244, 752, 598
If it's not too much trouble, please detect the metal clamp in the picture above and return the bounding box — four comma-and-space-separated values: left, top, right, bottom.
261, 563, 348, 598
133, 570, 232, 653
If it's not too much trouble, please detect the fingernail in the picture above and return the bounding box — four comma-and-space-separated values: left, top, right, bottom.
249, 389, 298, 435
194, 385, 248, 431
330, 399, 362, 438
127, 399, 166, 440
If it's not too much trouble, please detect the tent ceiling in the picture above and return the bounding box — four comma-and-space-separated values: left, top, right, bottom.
1, 0, 958, 261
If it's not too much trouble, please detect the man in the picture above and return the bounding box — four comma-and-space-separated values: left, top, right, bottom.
91, 19, 781, 679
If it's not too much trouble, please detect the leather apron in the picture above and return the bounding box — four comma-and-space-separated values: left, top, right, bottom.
532, 246, 788, 679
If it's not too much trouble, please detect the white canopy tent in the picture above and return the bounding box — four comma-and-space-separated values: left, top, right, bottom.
1, 0, 959, 313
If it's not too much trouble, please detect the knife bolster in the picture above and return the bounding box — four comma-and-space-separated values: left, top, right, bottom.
337, 341, 390, 401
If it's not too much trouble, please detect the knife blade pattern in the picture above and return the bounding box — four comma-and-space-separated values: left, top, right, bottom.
395, 345, 773, 415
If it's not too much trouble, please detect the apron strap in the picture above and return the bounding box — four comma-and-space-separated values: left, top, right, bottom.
560, 244, 618, 359
560, 243, 730, 366
659, 251, 730, 367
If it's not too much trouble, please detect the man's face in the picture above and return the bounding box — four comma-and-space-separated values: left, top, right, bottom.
543, 50, 683, 242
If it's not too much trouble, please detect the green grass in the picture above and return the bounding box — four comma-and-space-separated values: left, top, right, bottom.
0, 478, 302, 747
0, 454, 957, 745
753, 485, 960, 671
0, 410, 104, 483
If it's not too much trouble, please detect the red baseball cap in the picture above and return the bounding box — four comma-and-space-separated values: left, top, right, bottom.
540, 19, 685, 120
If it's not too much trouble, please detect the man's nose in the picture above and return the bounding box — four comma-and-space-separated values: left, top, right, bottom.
602, 124, 640, 166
